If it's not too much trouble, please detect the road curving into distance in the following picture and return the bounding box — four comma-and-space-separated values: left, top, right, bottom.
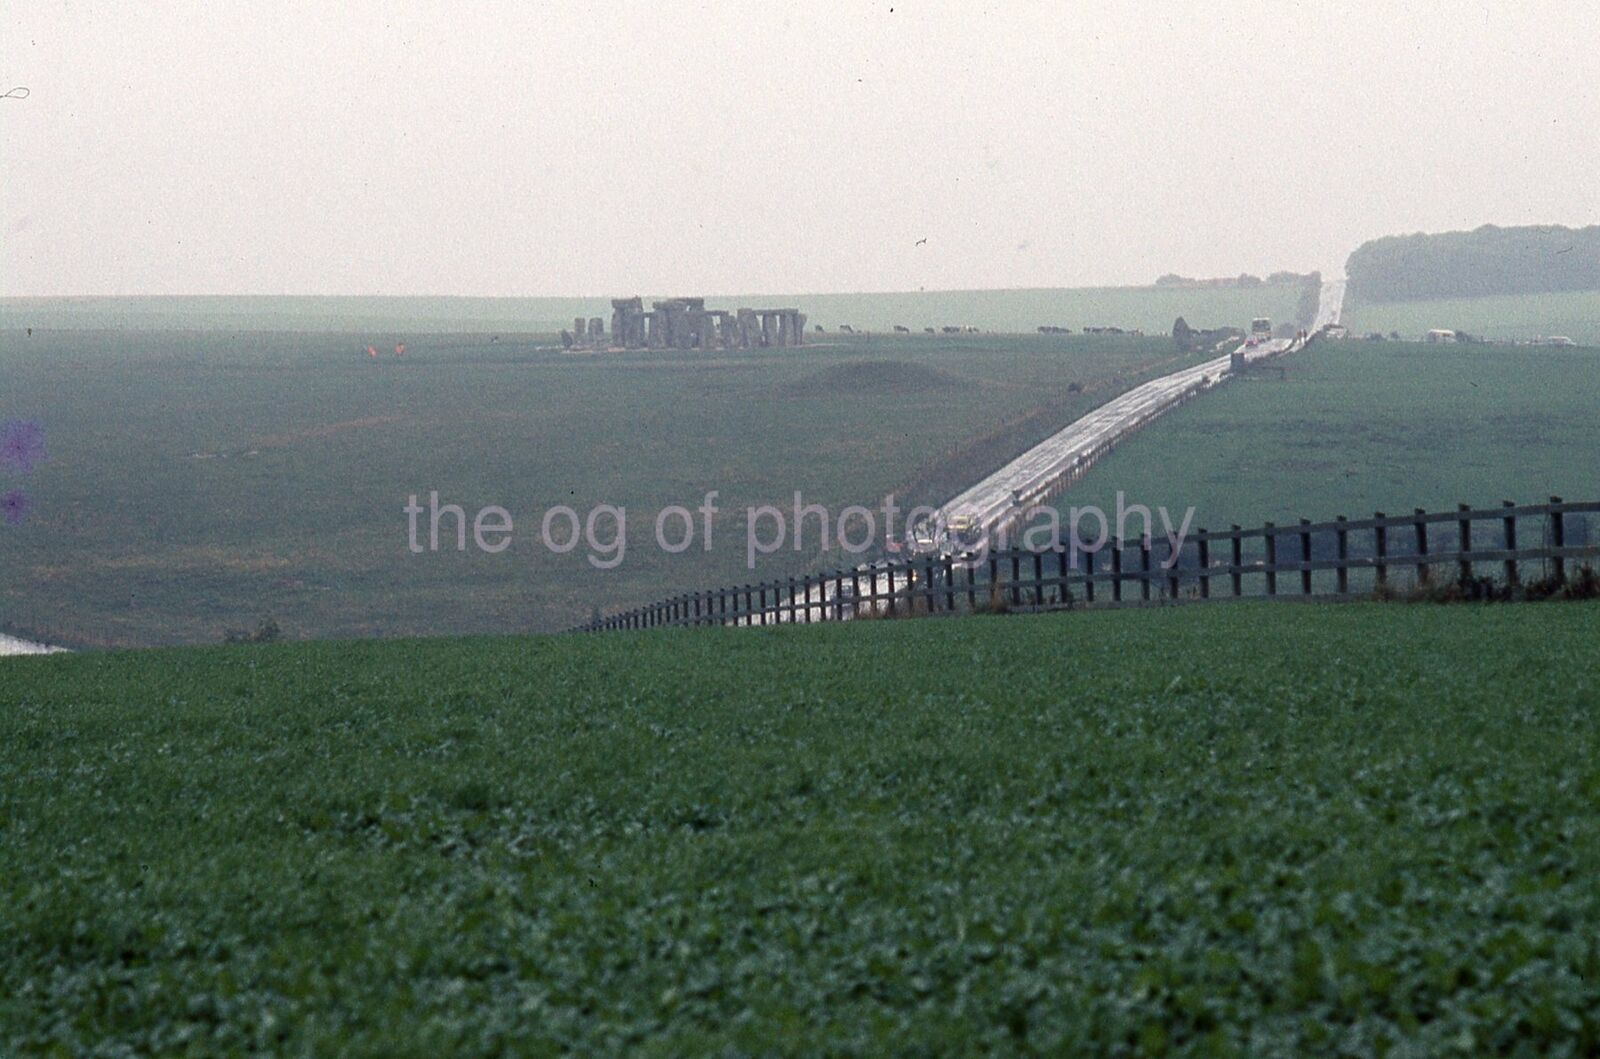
756, 279, 1347, 623
935, 335, 1295, 537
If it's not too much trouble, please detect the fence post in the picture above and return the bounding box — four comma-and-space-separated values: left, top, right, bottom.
1230, 526, 1243, 596
1112, 537, 1124, 603
1502, 501, 1518, 587
966, 560, 977, 611
1011, 552, 1022, 607
744, 584, 755, 625
1056, 547, 1069, 607
758, 585, 768, 625
1458, 504, 1472, 586
1140, 535, 1153, 601
988, 554, 999, 609
1335, 516, 1349, 595
788, 576, 798, 623
945, 557, 956, 611
1166, 536, 1180, 600
1032, 551, 1044, 607
1551, 495, 1566, 584
1084, 545, 1096, 604
886, 566, 897, 617
1198, 532, 1210, 599
1374, 512, 1388, 589
1300, 518, 1313, 596
853, 569, 863, 618
1414, 508, 1429, 586
1264, 523, 1277, 596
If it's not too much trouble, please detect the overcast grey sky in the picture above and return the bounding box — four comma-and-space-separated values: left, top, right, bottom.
1, 2, 1595, 297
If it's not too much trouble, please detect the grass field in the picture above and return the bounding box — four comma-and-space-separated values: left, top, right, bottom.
3, 602, 1598, 1054
1066, 339, 1600, 533
0, 284, 1302, 337
1340, 289, 1600, 345
0, 328, 1203, 647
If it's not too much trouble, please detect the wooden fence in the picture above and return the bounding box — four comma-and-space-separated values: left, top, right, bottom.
573, 497, 1599, 632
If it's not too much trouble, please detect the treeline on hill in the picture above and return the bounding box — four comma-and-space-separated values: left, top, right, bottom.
1346, 224, 1600, 303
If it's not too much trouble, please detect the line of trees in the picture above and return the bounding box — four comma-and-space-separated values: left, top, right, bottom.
1346, 224, 1600, 303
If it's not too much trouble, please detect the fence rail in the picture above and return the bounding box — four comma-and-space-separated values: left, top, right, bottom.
573, 497, 1600, 632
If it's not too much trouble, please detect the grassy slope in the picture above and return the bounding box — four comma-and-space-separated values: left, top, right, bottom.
0, 286, 1302, 336
0, 330, 1206, 646
3, 603, 1599, 1054
1064, 339, 1600, 532
1340, 289, 1600, 345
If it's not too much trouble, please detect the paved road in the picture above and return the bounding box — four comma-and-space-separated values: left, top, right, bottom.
727, 281, 1346, 625
935, 335, 1295, 536
761, 334, 1302, 623
1312, 278, 1345, 332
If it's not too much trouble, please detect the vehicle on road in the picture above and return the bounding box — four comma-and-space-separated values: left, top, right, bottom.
944, 513, 985, 554
908, 518, 940, 555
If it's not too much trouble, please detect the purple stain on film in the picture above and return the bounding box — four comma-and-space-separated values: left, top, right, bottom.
0, 419, 46, 475
1, 489, 30, 525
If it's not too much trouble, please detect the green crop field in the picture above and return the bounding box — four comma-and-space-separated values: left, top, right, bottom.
0, 285, 1302, 337
3, 602, 1598, 1054
1065, 339, 1600, 533
0, 327, 1204, 648
1340, 289, 1600, 345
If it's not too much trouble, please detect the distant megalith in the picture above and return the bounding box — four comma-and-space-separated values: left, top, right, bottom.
1172, 316, 1193, 351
